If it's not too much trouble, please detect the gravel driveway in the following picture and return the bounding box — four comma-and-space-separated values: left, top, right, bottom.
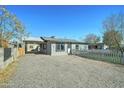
2, 54, 124, 88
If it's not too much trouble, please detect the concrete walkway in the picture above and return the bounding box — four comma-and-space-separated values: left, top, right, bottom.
2, 54, 124, 88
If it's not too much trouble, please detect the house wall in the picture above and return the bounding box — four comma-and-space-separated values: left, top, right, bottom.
51, 43, 68, 56
50, 43, 88, 56
24, 40, 89, 55
71, 44, 88, 50
79, 44, 88, 50
71, 44, 75, 50
46, 42, 51, 55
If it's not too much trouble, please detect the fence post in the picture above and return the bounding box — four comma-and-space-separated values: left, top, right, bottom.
0, 48, 4, 69
121, 52, 124, 64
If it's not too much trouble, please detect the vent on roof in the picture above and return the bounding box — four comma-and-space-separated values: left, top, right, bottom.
50, 36, 55, 38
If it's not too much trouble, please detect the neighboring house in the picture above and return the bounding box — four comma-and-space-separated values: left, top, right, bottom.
23, 36, 88, 55
88, 43, 108, 50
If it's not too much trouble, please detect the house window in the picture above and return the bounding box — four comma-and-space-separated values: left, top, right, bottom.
56, 44, 60, 51
56, 43, 65, 51
30, 45, 33, 49
43, 44, 47, 49
76, 44, 79, 50
40, 44, 43, 49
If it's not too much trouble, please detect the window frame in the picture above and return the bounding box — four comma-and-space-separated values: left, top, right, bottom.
75, 44, 79, 50
43, 44, 47, 49
30, 45, 33, 49
56, 43, 65, 52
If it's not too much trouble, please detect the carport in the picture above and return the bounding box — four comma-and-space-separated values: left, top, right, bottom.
23, 37, 47, 54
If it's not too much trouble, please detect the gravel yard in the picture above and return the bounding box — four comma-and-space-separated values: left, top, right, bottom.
1, 54, 124, 88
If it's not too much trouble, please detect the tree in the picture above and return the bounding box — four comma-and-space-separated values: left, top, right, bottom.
102, 13, 124, 53
84, 33, 100, 44
103, 30, 122, 49
0, 7, 29, 45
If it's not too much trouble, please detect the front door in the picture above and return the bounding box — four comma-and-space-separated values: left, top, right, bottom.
40, 43, 47, 54
67, 44, 71, 54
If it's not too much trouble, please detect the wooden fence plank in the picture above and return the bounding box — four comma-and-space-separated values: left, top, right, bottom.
72, 49, 123, 64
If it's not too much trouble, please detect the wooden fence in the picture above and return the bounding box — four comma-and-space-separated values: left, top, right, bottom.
18, 48, 25, 57
0, 39, 8, 48
0, 47, 25, 69
72, 49, 124, 64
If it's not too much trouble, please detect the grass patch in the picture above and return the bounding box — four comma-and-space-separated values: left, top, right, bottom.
0, 61, 18, 86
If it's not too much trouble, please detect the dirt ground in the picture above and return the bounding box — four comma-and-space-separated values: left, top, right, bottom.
1, 54, 124, 88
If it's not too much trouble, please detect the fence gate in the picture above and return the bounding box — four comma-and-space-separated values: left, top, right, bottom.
4, 48, 11, 61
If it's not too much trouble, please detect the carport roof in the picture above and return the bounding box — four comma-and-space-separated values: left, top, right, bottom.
23, 37, 44, 42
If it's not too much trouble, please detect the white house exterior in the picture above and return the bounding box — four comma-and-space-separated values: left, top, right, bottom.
23, 36, 89, 56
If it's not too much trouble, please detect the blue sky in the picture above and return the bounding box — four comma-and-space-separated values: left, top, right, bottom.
6, 5, 124, 40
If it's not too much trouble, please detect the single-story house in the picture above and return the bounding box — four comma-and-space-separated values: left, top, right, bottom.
23, 36, 88, 55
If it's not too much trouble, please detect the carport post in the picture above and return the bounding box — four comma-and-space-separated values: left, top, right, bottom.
121, 53, 124, 64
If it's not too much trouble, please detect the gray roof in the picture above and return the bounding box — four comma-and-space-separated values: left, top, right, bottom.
23, 37, 43, 42
23, 36, 88, 44
41, 37, 87, 44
